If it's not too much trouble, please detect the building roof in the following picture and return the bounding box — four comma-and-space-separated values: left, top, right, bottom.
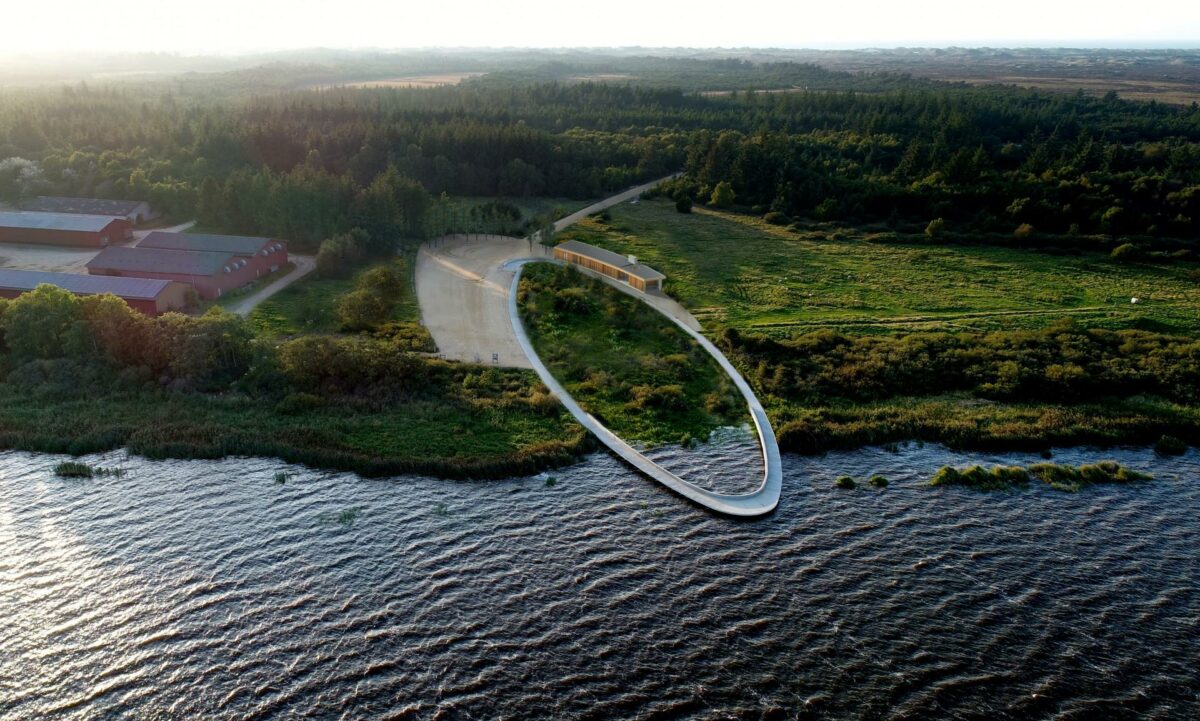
0, 268, 175, 300
87, 246, 237, 277
0, 210, 123, 233
139, 231, 276, 256
555, 239, 666, 281
21, 196, 146, 217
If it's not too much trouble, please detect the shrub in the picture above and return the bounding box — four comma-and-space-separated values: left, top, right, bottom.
275, 392, 325, 415
1013, 223, 1035, 239
709, 181, 736, 208
924, 218, 946, 239
337, 288, 391, 332
868, 475, 889, 488
764, 211, 791, 226
1111, 243, 1141, 262
834, 476, 856, 489
628, 384, 688, 411
1154, 435, 1187, 456
1189, 268, 1200, 283
675, 195, 693, 214
357, 264, 404, 299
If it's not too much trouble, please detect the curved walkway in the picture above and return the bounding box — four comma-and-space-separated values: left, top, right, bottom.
506, 259, 782, 517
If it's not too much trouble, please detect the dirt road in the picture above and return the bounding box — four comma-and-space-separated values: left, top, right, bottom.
227, 254, 316, 317
415, 176, 682, 368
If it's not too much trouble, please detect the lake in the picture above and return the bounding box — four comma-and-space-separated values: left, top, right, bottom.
1, 443, 1197, 719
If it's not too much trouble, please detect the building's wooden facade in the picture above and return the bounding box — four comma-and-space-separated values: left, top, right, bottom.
553, 240, 665, 292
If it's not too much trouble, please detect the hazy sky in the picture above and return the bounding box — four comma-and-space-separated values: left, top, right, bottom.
6, 0, 1198, 54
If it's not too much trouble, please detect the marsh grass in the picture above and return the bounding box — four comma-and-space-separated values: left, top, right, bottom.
931, 461, 1151, 492
53, 461, 125, 479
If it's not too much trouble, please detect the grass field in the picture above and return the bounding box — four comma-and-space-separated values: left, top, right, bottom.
557, 199, 1200, 336
519, 263, 747, 446
246, 255, 428, 341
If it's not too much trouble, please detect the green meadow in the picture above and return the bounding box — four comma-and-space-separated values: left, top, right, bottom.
557, 199, 1200, 336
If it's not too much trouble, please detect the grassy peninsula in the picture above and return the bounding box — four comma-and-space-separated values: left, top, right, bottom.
518, 263, 746, 446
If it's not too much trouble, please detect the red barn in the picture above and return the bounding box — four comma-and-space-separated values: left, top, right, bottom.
138, 232, 288, 277
0, 268, 190, 315
86, 246, 259, 300
0, 211, 131, 247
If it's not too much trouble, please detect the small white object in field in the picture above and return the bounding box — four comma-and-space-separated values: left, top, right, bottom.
1131, 297, 1140, 304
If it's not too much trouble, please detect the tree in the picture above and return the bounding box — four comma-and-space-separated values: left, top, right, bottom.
315, 229, 369, 279
675, 195, 693, 214
710, 181, 736, 208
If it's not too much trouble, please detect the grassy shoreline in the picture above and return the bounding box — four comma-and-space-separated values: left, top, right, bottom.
0, 384, 593, 480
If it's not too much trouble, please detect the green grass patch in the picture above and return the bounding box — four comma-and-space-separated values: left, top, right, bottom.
557, 199, 1200, 335
246, 255, 433, 351
518, 263, 747, 446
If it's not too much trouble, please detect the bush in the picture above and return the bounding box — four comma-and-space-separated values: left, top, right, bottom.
1013, 223, 1035, 239
337, 288, 392, 332
1188, 268, 1200, 283
834, 475, 856, 489
1154, 435, 1188, 456
357, 264, 404, 299
924, 218, 946, 239
764, 211, 791, 226
275, 392, 325, 415
675, 195, 693, 214
1111, 243, 1141, 262
868, 475, 889, 488
628, 384, 688, 411
709, 181, 736, 209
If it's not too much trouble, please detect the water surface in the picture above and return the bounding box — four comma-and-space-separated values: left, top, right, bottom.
0, 444, 1197, 719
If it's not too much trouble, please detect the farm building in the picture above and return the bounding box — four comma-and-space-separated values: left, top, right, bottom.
0, 268, 190, 315
138, 231, 288, 273
0, 211, 132, 247
85, 232, 288, 300
87, 247, 252, 300
21, 196, 155, 227
553, 239, 665, 292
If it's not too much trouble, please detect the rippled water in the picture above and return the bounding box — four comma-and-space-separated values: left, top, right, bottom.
1, 443, 1197, 720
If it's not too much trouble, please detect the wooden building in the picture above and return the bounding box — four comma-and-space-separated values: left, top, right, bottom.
553, 240, 665, 292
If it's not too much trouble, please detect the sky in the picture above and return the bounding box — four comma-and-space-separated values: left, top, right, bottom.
4, 0, 1198, 54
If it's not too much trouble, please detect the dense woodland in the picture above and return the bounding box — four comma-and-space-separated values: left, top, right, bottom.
2, 69, 1199, 254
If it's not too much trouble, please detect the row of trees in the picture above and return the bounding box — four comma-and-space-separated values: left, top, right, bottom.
5, 78, 1200, 250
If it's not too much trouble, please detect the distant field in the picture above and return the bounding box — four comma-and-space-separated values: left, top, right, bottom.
557, 199, 1200, 336
945, 75, 1200, 105
320, 72, 485, 89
